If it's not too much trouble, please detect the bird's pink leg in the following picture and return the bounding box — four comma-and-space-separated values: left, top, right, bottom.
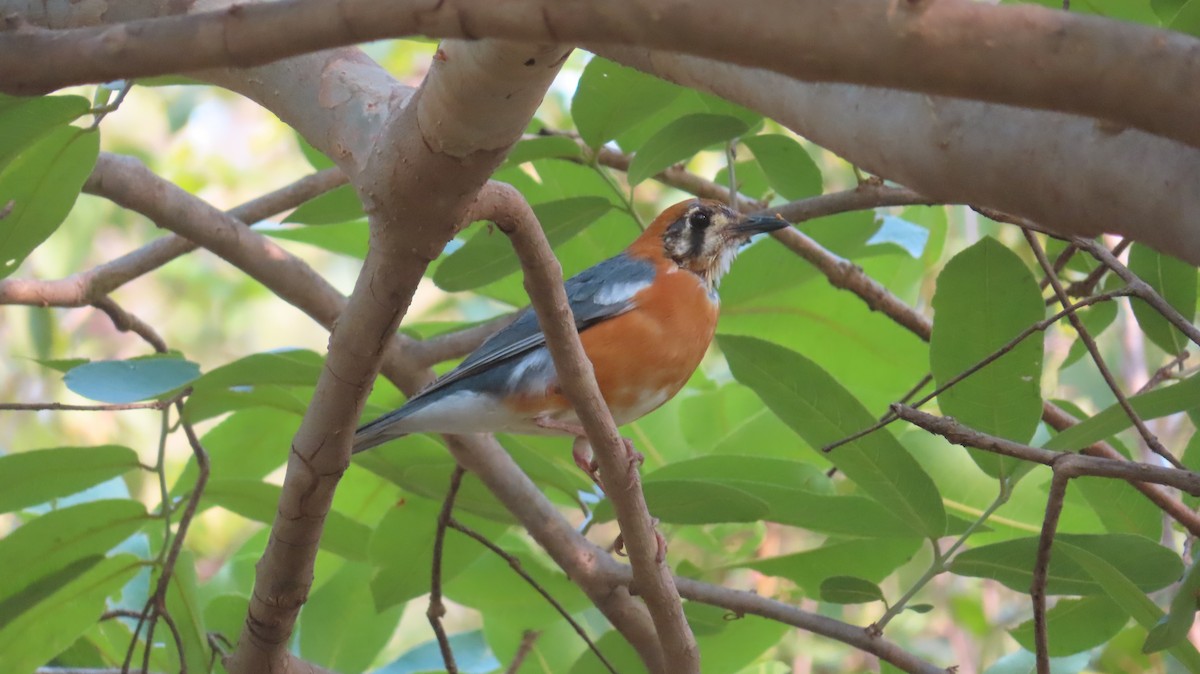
533, 415, 643, 485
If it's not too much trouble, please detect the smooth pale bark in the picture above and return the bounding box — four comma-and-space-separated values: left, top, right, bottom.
598, 48, 1200, 265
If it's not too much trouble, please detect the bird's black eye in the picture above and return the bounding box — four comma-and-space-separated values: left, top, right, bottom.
688, 210, 711, 229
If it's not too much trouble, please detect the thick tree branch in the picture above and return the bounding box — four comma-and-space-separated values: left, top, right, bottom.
599, 49, 1200, 265
226, 39, 568, 673
465, 181, 698, 672
5, 0, 1200, 152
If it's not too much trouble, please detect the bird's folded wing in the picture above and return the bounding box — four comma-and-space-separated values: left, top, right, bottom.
406, 253, 657, 399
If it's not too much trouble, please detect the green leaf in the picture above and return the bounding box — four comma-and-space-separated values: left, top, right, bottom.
0, 554, 141, 673
740, 538, 922, 595
434, 196, 612, 291
201, 479, 371, 561
1044, 373, 1200, 451
1062, 299, 1118, 368
742, 134, 822, 200
627, 113, 749, 185
64, 357, 200, 403
0, 500, 147, 606
295, 131, 335, 170
0, 95, 90, 170
0, 445, 140, 514
163, 552, 208, 674
301, 561, 403, 673
368, 499, 505, 611
643, 456, 921, 537
948, 533, 1182, 595
571, 57, 683, 148
1145, 557, 1200, 653
285, 184, 363, 225
1009, 596, 1129, 656
720, 334, 946, 538
505, 135, 583, 165
1058, 543, 1200, 670
0, 126, 99, 278
930, 237, 1044, 477
1170, 0, 1200, 38
819, 576, 885, 605
1128, 243, 1197, 355
593, 479, 769, 525
907, 603, 935, 614
1076, 476, 1161, 537
265, 220, 368, 259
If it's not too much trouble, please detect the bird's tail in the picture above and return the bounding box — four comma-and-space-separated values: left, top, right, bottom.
351, 409, 412, 454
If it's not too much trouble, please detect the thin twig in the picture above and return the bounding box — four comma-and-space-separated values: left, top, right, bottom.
1063, 238, 1131, 299
1136, 351, 1190, 395
892, 405, 1200, 494
430, 466, 467, 674
504, 630, 541, 674
1024, 229, 1183, 468
448, 518, 620, 674
1041, 243, 1078, 290
823, 289, 1129, 453
91, 297, 169, 353
1032, 469, 1070, 674
0, 400, 179, 411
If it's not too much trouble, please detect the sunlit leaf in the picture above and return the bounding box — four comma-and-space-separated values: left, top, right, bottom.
0, 446, 140, 514
930, 237, 1044, 477
627, 113, 749, 185
571, 57, 683, 148
820, 576, 885, 605
742, 133, 822, 200
720, 334, 946, 538
64, 357, 200, 403
0, 126, 99, 278
1128, 243, 1197, 355
1009, 596, 1129, 656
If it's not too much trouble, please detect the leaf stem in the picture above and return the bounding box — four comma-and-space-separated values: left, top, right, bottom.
873, 478, 1012, 631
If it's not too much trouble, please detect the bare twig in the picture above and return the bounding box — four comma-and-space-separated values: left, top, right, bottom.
430, 466, 467, 674
0, 400, 176, 411
892, 405, 1200, 495
1031, 469, 1070, 674
1062, 238, 1131, 298
468, 181, 697, 671
1136, 351, 1190, 395
1023, 229, 1183, 468
1041, 243, 1078, 290
407, 313, 518, 369
449, 518, 619, 674
822, 289, 1130, 453
91, 296, 169, 353
504, 630, 541, 674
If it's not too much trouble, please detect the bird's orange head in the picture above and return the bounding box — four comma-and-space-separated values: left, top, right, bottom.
628, 199, 790, 290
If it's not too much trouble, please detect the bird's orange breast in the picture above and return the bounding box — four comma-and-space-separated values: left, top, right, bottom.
508, 259, 718, 424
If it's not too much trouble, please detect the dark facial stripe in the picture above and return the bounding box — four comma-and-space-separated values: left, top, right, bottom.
688, 218, 706, 258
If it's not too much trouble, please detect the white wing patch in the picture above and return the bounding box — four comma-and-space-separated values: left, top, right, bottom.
591, 279, 652, 307
506, 348, 554, 390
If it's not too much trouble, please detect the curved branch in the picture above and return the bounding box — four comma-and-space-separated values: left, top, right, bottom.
465, 181, 697, 671
0, 166, 345, 307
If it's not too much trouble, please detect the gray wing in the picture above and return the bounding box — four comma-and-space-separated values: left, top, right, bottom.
410, 252, 656, 398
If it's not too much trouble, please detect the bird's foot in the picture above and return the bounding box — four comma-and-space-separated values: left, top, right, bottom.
613, 520, 667, 564
570, 436, 602, 486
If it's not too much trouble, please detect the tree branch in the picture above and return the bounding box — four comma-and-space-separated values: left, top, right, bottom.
891, 405, 1200, 495
0, 167, 345, 308
226, 39, 568, 673
1031, 469, 1070, 674
599, 49, 1200, 265
6, 0, 1200, 151
464, 181, 697, 672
